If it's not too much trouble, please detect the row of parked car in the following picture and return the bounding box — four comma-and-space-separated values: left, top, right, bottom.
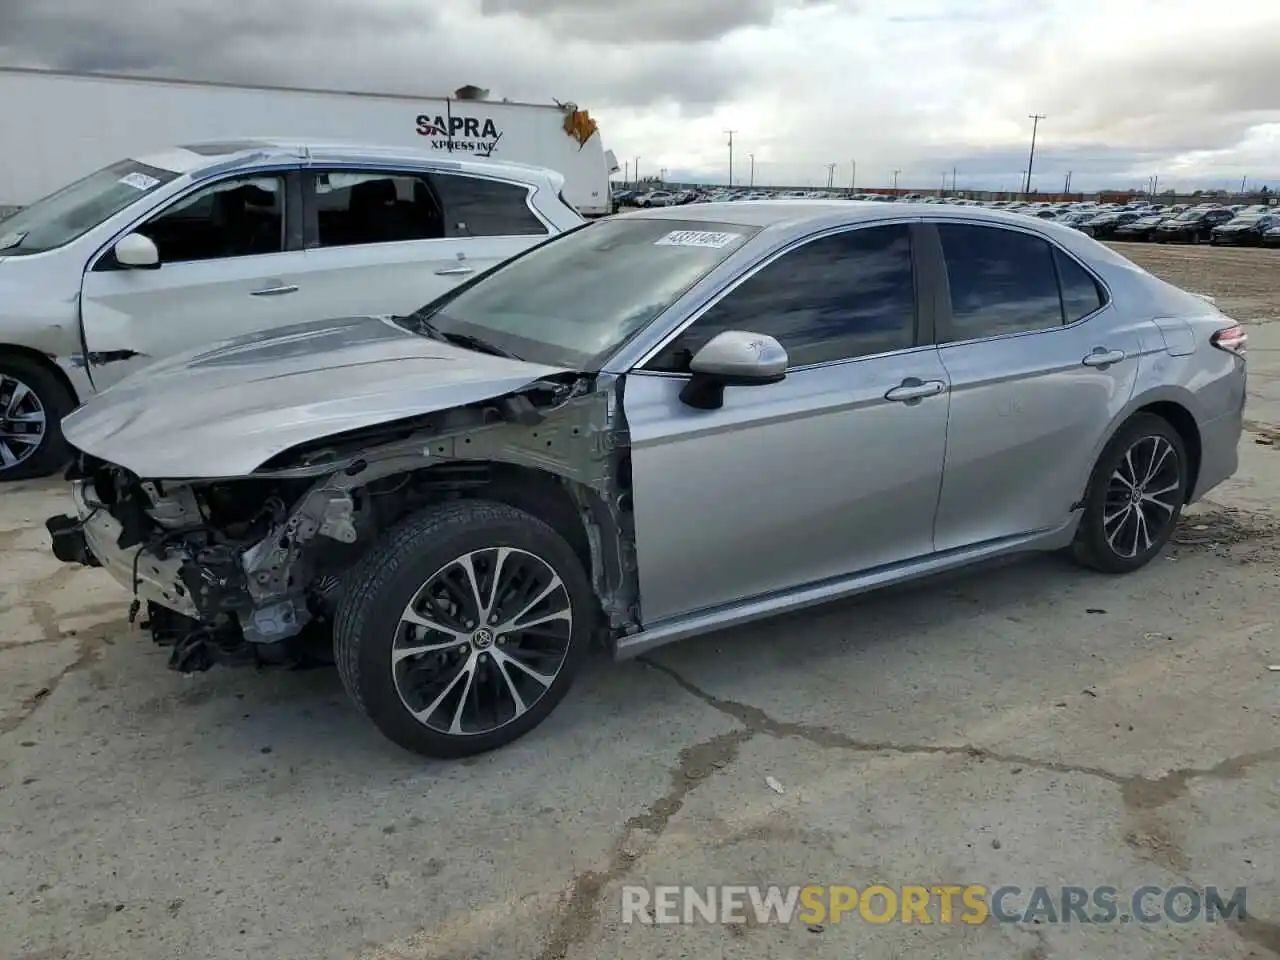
612, 186, 1280, 247
1009, 202, 1279, 246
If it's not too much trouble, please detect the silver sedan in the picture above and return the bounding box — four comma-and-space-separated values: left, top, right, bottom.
48, 201, 1246, 757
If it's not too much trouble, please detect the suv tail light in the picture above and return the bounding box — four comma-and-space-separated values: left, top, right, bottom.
1210, 323, 1247, 358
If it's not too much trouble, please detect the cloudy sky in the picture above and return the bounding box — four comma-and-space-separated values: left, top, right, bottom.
2, 0, 1278, 191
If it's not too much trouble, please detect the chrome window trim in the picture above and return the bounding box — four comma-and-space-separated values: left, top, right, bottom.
621, 216, 924, 373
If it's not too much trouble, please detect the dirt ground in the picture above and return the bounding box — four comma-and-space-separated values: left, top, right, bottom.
2, 243, 1279, 960
1109, 241, 1280, 324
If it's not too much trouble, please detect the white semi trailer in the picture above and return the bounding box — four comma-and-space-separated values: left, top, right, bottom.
0, 67, 617, 216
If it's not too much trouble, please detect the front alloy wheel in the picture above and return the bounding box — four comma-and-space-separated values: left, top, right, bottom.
0, 371, 46, 469
392, 546, 573, 736
1071, 413, 1188, 573
0, 355, 76, 481
334, 499, 595, 758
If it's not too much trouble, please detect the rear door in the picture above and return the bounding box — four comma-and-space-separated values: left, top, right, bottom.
79, 169, 310, 390
293, 168, 554, 319
924, 221, 1143, 552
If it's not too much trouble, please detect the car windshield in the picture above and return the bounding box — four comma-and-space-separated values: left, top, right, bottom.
0, 159, 180, 256
1175, 210, 1206, 221
401, 217, 759, 368
1230, 214, 1265, 224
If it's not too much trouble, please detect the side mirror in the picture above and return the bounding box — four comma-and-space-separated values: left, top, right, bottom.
679, 330, 788, 410
114, 233, 160, 269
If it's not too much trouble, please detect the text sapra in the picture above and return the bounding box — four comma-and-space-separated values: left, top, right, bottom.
415, 113, 503, 156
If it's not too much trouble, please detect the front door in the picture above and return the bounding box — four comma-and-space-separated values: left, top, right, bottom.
294, 169, 554, 319
80, 171, 312, 390
624, 223, 952, 625
926, 221, 1143, 551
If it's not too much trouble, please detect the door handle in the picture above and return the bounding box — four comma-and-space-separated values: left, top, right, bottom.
434, 266, 475, 276
884, 378, 946, 403
1081, 348, 1126, 367
250, 284, 299, 296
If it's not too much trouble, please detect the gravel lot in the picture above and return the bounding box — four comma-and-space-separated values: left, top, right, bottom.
3, 243, 1279, 960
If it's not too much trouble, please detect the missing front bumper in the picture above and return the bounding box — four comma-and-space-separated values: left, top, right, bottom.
48, 480, 202, 619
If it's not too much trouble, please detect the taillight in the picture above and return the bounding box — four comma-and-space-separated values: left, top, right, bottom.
1210, 323, 1247, 358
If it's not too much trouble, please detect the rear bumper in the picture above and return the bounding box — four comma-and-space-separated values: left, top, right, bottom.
47, 480, 199, 618
1192, 406, 1244, 502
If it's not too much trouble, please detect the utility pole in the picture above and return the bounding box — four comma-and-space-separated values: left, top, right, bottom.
1064, 171, 1072, 194
748, 154, 755, 187
1152, 174, 1159, 196
1241, 175, 1248, 194
850, 159, 857, 191
825, 163, 837, 189
659, 168, 667, 183
940, 172, 947, 196
1024, 114, 1046, 195
725, 130, 737, 186
634, 157, 640, 183
952, 167, 957, 192
892, 169, 901, 190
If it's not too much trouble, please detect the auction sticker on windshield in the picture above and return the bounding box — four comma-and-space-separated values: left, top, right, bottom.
655, 230, 743, 248
119, 172, 161, 191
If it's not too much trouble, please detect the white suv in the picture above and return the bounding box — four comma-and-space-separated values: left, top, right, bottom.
0, 140, 584, 479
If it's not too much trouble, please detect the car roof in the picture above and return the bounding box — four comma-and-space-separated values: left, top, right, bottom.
133, 139, 560, 185
617, 200, 1101, 246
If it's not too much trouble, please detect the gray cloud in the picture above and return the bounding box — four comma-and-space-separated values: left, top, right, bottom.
479, 0, 833, 43
0, 0, 758, 109
987, 30, 1280, 153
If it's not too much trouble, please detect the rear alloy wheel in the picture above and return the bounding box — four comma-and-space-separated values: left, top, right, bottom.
334, 499, 595, 758
1071, 414, 1188, 574
0, 356, 75, 482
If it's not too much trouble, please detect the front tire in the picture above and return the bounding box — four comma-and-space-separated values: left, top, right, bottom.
0, 355, 76, 482
1071, 414, 1188, 574
334, 499, 596, 758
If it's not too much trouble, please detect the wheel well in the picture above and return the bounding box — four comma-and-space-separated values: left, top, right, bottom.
0, 344, 81, 406
1135, 400, 1202, 501
359, 460, 596, 573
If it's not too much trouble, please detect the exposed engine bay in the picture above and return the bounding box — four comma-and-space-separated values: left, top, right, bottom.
46, 375, 638, 673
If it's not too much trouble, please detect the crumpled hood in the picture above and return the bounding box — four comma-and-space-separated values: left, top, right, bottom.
61, 315, 574, 479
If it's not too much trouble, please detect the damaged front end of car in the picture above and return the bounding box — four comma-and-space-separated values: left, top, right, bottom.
46, 374, 639, 673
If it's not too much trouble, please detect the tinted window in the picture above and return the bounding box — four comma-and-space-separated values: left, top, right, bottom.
938, 224, 1062, 340
312, 171, 444, 247
647, 225, 916, 372
1055, 249, 1105, 321
139, 175, 284, 262
430, 173, 548, 238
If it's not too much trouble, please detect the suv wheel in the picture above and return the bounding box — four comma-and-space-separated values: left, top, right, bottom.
334, 499, 596, 758
1071, 413, 1188, 574
0, 355, 75, 482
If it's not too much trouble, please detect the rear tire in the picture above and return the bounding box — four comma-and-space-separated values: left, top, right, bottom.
1071, 414, 1189, 574
334, 499, 597, 758
0, 355, 76, 482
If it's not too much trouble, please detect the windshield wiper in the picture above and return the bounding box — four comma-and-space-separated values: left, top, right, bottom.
407, 316, 521, 360
0, 230, 27, 251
